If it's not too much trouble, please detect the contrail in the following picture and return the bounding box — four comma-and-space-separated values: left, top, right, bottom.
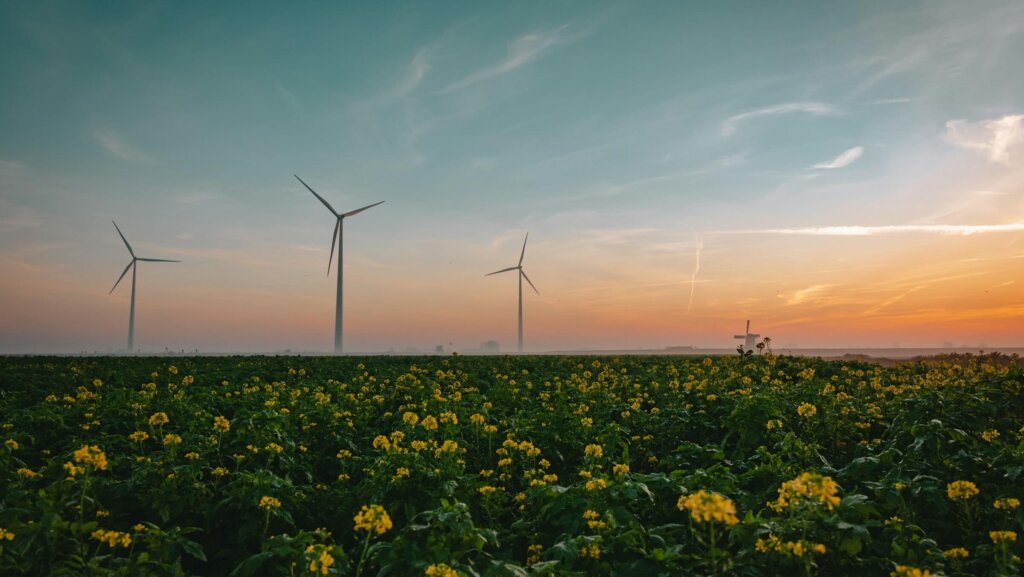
718, 223, 1024, 236
686, 234, 703, 314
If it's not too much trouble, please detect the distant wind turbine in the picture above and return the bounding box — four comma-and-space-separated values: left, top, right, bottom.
294, 174, 384, 354
486, 233, 539, 353
109, 221, 180, 353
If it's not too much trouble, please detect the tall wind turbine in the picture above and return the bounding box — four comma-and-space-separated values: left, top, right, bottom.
294, 174, 384, 354
109, 221, 180, 353
486, 233, 539, 353
734, 320, 760, 351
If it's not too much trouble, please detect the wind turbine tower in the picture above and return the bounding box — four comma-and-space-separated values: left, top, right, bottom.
294, 174, 384, 354
109, 221, 180, 352
734, 320, 760, 351
486, 233, 539, 353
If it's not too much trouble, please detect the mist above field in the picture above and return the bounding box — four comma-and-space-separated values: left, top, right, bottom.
1, 1, 1023, 354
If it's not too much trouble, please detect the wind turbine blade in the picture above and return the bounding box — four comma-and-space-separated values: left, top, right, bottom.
109, 260, 134, 294
521, 269, 539, 294
135, 258, 181, 262
518, 232, 529, 266
294, 174, 339, 216
112, 220, 134, 257
327, 218, 340, 276
342, 200, 385, 218
485, 266, 518, 276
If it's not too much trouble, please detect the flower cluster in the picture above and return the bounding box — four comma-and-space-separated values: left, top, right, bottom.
72, 445, 108, 471
677, 490, 739, 525
946, 480, 979, 501
796, 402, 817, 418
148, 412, 169, 426
424, 563, 458, 577
989, 530, 1017, 544
304, 545, 335, 575
890, 566, 932, 577
755, 534, 826, 557
91, 529, 132, 548
994, 497, 1020, 510
770, 472, 840, 511
258, 496, 281, 511
353, 504, 392, 535
213, 416, 231, 433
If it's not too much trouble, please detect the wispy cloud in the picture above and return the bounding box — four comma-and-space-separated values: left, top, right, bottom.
723, 223, 1024, 236
94, 128, 156, 164
863, 285, 926, 315
813, 146, 864, 169
442, 25, 575, 93
945, 114, 1023, 164
787, 284, 835, 306
721, 102, 836, 137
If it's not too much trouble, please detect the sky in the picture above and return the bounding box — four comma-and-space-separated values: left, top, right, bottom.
1, 1, 1023, 353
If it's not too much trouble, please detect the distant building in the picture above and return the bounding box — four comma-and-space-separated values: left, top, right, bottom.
480, 340, 500, 353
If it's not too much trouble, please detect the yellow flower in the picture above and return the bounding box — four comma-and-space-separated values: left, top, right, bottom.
990, 530, 1017, 544
421, 416, 439, 431
994, 497, 1020, 510
580, 543, 601, 559
213, 416, 230, 433
4, 439, 18, 450
73, 445, 108, 470
259, 496, 281, 511
403, 412, 419, 426
129, 431, 149, 442
149, 412, 169, 426
584, 444, 603, 459
585, 478, 608, 492
395, 467, 411, 478
770, 472, 840, 511
16, 467, 37, 478
354, 504, 392, 535
766, 419, 783, 430
0, 528, 14, 541
163, 434, 182, 446
677, 490, 739, 525
372, 435, 391, 450
91, 529, 132, 548
424, 563, 458, 577
943, 547, 969, 559
478, 485, 498, 495
981, 429, 1000, 442
305, 545, 335, 576
796, 402, 817, 418
470, 413, 485, 425
946, 480, 979, 501
212, 467, 229, 477
184, 452, 200, 460
613, 463, 630, 477
891, 565, 932, 577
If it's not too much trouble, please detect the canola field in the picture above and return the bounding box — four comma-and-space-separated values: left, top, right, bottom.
0, 354, 1022, 577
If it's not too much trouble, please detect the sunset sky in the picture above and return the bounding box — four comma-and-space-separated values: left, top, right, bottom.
1, 1, 1023, 353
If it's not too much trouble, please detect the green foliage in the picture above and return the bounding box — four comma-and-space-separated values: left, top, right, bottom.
0, 353, 1022, 576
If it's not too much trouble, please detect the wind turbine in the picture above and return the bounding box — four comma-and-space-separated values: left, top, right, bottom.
486, 233, 539, 353
294, 174, 384, 354
733, 320, 760, 352
109, 221, 180, 353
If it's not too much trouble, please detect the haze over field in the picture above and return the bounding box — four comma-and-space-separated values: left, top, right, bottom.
1, 1, 1023, 353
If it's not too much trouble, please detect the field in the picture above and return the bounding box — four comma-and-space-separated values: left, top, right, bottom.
1, 354, 1022, 577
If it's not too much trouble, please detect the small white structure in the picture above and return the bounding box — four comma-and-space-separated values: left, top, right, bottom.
734, 320, 760, 351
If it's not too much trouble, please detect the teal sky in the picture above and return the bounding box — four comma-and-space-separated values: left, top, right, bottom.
2, 1, 1023, 353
